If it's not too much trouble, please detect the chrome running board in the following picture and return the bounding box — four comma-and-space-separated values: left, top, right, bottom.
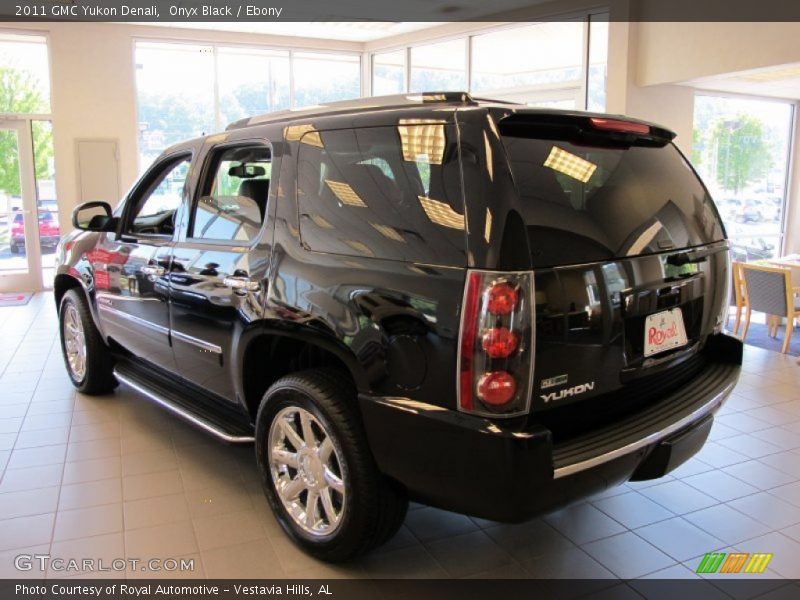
114, 369, 255, 444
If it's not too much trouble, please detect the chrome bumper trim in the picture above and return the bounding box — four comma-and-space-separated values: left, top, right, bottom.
553, 377, 737, 479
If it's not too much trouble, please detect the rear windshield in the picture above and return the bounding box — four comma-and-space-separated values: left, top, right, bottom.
499, 131, 725, 268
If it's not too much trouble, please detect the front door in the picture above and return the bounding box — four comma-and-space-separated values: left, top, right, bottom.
0, 119, 42, 291
94, 152, 192, 370
169, 142, 273, 402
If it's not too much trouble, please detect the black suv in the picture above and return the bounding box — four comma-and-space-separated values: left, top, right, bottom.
55, 92, 742, 561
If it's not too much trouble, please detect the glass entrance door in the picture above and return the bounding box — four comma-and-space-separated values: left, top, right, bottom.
0, 119, 42, 291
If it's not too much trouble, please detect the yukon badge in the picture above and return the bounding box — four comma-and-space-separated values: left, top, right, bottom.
540, 382, 595, 403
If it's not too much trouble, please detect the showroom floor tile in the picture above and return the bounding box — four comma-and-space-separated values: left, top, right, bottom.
0, 294, 799, 581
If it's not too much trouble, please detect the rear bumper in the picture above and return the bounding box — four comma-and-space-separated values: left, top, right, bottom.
359, 333, 742, 522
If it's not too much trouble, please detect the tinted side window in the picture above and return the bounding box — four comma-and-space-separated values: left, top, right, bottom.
296, 124, 466, 265
128, 155, 191, 235
191, 144, 271, 243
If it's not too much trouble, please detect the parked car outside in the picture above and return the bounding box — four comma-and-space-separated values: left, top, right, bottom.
734, 199, 763, 223
54, 93, 742, 561
10, 209, 60, 254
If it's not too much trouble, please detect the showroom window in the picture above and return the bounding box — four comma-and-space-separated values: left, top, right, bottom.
372, 49, 406, 95
293, 51, 361, 108
409, 38, 467, 93
135, 41, 361, 168
470, 22, 583, 98
0, 33, 50, 113
371, 13, 609, 109
217, 47, 291, 125
135, 42, 216, 170
692, 94, 795, 262
0, 33, 58, 289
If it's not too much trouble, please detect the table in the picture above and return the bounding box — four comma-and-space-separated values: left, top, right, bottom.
767, 254, 800, 287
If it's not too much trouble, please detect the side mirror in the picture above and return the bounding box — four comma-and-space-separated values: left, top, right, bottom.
72, 201, 117, 232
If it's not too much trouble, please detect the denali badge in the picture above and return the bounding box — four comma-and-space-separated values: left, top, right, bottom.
540, 382, 595, 403
541, 374, 568, 390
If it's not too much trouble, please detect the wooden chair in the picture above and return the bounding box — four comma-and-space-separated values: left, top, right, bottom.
730, 261, 747, 335
740, 263, 800, 354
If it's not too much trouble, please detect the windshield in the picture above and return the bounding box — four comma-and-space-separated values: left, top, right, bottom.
499, 133, 726, 268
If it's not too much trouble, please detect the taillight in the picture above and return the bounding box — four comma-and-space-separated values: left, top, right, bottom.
477, 371, 517, 406
486, 283, 518, 315
589, 117, 650, 135
458, 269, 535, 418
481, 327, 518, 358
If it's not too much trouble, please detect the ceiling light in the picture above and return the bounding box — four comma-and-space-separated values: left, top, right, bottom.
344, 240, 374, 256
398, 119, 446, 165
284, 123, 323, 147
543, 146, 597, 183
309, 214, 334, 229
418, 195, 465, 230
325, 180, 367, 207
483, 131, 493, 181
370, 222, 405, 242
741, 66, 800, 82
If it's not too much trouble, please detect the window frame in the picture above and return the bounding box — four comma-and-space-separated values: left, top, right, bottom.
186, 138, 274, 248
120, 150, 194, 241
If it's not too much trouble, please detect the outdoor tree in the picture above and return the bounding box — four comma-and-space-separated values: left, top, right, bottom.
691, 128, 704, 167
710, 114, 770, 193
0, 66, 52, 197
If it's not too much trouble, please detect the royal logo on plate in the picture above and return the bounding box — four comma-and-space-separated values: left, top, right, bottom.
644, 308, 688, 357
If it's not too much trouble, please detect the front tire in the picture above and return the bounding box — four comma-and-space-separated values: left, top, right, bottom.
255, 369, 407, 562
59, 289, 117, 394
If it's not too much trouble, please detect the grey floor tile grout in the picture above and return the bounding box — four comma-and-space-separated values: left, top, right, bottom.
2, 294, 800, 577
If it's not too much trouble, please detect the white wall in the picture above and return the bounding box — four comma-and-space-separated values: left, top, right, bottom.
635, 21, 800, 88
48, 24, 139, 234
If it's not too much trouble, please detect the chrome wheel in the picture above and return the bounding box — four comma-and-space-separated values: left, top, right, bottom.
268, 406, 346, 537
63, 303, 87, 380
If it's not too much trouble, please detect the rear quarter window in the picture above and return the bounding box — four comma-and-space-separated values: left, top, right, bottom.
296, 124, 466, 266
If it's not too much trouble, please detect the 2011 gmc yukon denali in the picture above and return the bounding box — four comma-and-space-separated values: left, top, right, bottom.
55, 92, 742, 561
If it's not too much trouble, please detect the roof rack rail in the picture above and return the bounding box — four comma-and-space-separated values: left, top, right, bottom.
226, 92, 476, 130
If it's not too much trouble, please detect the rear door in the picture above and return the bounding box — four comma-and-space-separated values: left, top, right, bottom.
168, 140, 273, 403
463, 110, 730, 422
94, 152, 191, 369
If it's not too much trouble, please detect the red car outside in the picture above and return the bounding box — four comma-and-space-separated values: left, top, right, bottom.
10, 210, 60, 254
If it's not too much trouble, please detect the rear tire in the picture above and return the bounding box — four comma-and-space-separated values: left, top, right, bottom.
255, 369, 407, 562
59, 288, 117, 394
9, 244, 20, 254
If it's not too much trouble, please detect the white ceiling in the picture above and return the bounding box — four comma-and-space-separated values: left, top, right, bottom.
686, 63, 800, 100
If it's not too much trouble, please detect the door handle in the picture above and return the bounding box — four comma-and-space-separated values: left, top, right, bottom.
222, 276, 260, 292
141, 265, 165, 280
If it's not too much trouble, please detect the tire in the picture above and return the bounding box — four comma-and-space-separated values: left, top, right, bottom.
58, 288, 117, 394
9, 244, 20, 254
255, 369, 407, 562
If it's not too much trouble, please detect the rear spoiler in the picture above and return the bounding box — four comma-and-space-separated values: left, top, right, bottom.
496, 112, 676, 147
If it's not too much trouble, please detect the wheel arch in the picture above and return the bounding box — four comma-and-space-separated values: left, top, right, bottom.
238, 324, 370, 422
53, 274, 106, 338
